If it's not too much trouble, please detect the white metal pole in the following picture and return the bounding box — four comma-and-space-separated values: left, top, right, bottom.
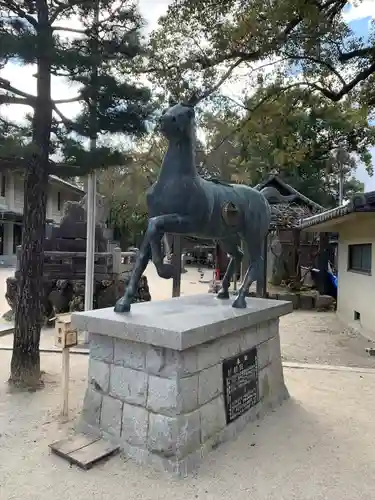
84, 172, 96, 305
339, 166, 344, 206
83, 170, 96, 343
83, 1, 99, 343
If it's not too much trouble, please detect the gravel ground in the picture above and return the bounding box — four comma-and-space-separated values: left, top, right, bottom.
1, 351, 375, 500
280, 311, 375, 368
1, 264, 375, 498
143, 264, 375, 369
1, 264, 374, 368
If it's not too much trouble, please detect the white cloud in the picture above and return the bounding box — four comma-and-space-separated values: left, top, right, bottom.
355, 159, 375, 190
1, 63, 82, 123
0, 0, 171, 124
342, 0, 375, 22
138, 0, 171, 31
1, 0, 375, 191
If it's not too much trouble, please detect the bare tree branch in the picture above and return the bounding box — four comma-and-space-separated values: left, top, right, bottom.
339, 47, 375, 63
99, 0, 127, 25
284, 52, 347, 87
48, 163, 94, 177
50, 0, 86, 24
0, 94, 34, 106
188, 59, 243, 105
307, 62, 375, 101
52, 26, 86, 34
0, 78, 36, 101
52, 103, 73, 125
54, 95, 82, 104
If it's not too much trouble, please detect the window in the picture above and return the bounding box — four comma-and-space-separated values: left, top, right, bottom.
1, 175, 6, 197
0, 224, 4, 255
13, 224, 22, 254
348, 243, 372, 274
57, 191, 61, 211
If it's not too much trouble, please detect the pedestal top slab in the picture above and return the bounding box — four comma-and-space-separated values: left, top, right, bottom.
71, 294, 292, 350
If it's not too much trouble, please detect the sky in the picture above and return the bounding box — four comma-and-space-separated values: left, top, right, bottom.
341, 1, 375, 190
1, 0, 375, 189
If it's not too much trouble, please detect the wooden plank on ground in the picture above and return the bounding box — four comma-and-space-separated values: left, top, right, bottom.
50, 434, 99, 455
49, 434, 119, 470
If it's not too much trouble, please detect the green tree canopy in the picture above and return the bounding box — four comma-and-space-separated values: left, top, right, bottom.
196, 87, 372, 206
0, 0, 153, 388
148, 1, 375, 110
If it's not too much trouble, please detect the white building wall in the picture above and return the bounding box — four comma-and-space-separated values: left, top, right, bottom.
13, 175, 24, 213
0, 172, 83, 262
47, 183, 82, 223
336, 214, 375, 334
5, 172, 15, 210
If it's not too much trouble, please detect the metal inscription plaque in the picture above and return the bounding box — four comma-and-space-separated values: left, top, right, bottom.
222, 347, 259, 424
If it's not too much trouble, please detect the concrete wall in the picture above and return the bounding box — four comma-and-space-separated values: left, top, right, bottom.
336, 214, 375, 334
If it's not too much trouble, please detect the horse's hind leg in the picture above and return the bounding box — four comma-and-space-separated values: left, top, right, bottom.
232, 249, 263, 309
217, 237, 243, 300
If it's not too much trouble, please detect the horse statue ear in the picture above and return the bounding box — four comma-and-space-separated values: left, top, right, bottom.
186, 91, 200, 107
168, 96, 177, 107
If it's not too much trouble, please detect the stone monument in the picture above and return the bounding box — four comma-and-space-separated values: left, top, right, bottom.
72, 294, 292, 476
4, 196, 151, 324
72, 100, 294, 476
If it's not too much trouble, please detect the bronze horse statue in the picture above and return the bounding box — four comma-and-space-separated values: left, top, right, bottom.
114, 102, 296, 312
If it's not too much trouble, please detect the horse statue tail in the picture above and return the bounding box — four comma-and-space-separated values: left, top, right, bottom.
259, 186, 298, 204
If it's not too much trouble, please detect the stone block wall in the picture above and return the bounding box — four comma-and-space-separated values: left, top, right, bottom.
79, 317, 288, 477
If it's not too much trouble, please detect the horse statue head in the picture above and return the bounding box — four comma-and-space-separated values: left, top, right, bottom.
160, 102, 196, 140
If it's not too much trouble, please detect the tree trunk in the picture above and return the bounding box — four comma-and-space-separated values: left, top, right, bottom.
10, 160, 49, 388
9, 4, 52, 389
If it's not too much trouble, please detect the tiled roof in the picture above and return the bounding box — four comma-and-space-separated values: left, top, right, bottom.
0, 157, 84, 194
300, 191, 375, 229
49, 175, 84, 194
255, 174, 325, 211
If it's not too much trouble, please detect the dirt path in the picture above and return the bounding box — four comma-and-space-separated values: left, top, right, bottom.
1, 351, 375, 500
280, 311, 375, 368
1, 265, 375, 498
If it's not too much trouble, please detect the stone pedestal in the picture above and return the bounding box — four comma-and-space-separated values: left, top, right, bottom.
72, 294, 292, 477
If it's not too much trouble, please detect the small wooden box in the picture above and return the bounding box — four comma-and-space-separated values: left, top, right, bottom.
55, 314, 78, 348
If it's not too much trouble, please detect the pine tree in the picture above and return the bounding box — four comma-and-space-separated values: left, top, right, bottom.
0, 0, 152, 389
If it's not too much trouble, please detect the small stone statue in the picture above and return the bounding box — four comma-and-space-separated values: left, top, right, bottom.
79, 192, 109, 228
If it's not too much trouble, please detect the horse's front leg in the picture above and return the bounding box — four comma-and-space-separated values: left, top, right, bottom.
150, 233, 175, 279
114, 243, 152, 313
149, 213, 194, 273
114, 214, 192, 313
114, 219, 158, 312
